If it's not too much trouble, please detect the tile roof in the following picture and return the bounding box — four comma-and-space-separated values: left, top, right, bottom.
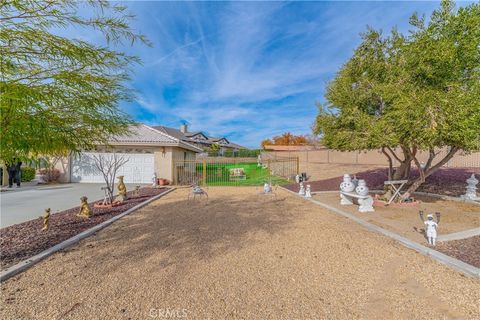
154, 126, 185, 140
110, 124, 177, 144
108, 124, 203, 152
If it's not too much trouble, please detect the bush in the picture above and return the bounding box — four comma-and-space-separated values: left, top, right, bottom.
21, 167, 36, 182
39, 168, 61, 182
208, 149, 262, 158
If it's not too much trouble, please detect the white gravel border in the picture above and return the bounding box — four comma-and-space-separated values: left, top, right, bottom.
0, 187, 176, 282
280, 186, 480, 278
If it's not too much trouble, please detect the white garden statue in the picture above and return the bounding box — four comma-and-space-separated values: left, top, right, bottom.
420, 211, 440, 246
461, 174, 479, 201
152, 172, 157, 187
264, 182, 272, 194
298, 182, 305, 196
340, 174, 374, 212
305, 185, 312, 198
340, 174, 356, 193
355, 179, 369, 196
340, 174, 355, 205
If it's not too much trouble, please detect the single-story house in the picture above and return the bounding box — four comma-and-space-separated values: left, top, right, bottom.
153, 124, 246, 154
57, 124, 203, 184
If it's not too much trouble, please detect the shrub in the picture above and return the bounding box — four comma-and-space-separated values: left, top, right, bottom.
21, 167, 36, 182
39, 168, 61, 182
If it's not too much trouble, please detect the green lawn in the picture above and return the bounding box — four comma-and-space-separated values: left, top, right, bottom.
199, 162, 290, 186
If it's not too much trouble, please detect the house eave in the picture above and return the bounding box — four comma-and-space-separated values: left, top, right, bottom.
98, 141, 202, 153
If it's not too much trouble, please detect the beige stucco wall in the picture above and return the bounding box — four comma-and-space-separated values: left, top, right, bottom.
154, 146, 173, 182
154, 146, 196, 183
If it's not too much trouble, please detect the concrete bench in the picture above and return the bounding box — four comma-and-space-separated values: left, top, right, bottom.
340, 191, 374, 213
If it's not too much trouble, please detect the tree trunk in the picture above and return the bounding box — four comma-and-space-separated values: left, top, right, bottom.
381, 146, 413, 201
404, 147, 459, 196
393, 160, 412, 180
381, 147, 393, 180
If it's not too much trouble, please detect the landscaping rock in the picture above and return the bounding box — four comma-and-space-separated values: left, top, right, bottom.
0, 187, 166, 270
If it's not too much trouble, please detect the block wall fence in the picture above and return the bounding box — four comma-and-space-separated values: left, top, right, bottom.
263, 148, 480, 168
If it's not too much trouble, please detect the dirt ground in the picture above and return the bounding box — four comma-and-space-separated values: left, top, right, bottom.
313, 192, 480, 244
1, 187, 479, 319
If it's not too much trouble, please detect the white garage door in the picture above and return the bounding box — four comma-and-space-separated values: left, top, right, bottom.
71, 152, 154, 184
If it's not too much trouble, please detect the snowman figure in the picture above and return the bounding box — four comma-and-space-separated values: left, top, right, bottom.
264, 182, 272, 194
305, 185, 312, 198
152, 172, 157, 187
298, 182, 305, 196
420, 211, 440, 246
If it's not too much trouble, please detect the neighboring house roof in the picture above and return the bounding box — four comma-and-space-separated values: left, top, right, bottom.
108, 124, 203, 153
153, 125, 247, 150
184, 132, 208, 139
263, 145, 322, 151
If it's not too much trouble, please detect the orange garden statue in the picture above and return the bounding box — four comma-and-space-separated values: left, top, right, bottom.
77, 196, 93, 219
117, 175, 128, 201
41, 208, 51, 231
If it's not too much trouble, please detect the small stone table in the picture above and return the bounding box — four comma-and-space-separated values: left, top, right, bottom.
384, 179, 408, 204
340, 191, 375, 213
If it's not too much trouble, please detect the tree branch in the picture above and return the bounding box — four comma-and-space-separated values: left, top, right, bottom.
386, 146, 402, 163
425, 147, 459, 175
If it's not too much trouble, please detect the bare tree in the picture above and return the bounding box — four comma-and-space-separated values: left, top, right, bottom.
92, 153, 129, 204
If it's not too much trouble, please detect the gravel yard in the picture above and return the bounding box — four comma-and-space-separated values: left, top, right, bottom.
312, 193, 480, 244
1, 187, 479, 319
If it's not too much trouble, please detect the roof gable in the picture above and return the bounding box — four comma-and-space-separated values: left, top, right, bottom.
214, 138, 230, 145
188, 132, 209, 140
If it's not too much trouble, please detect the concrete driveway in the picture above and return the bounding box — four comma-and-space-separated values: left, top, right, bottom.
0, 183, 145, 228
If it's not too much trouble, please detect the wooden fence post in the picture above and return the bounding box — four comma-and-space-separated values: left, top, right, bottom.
202, 159, 207, 186
296, 156, 300, 175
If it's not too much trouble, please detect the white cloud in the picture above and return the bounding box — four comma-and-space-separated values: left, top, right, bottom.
122, 0, 443, 148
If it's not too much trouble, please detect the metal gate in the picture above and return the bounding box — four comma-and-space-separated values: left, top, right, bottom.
172, 156, 298, 186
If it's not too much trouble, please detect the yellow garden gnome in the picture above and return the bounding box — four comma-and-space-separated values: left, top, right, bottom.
77, 196, 93, 219
117, 175, 128, 201
42, 208, 51, 231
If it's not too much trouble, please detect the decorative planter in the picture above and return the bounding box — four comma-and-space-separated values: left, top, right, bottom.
158, 178, 167, 186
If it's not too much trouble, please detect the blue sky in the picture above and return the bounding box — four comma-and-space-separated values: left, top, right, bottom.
108, 1, 452, 148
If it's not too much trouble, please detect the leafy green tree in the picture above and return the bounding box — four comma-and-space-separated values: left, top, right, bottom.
0, 0, 149, 164
209, 143, 220, 156
315, 0, 480, 195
